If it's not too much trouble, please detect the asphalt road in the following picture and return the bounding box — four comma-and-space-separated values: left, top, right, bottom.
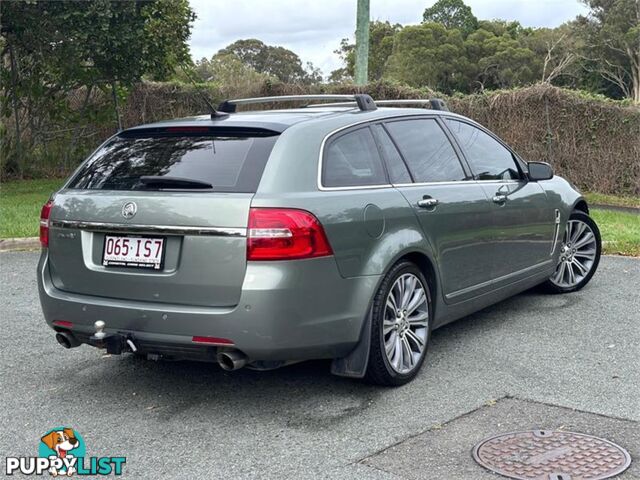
1, 252, 638, 479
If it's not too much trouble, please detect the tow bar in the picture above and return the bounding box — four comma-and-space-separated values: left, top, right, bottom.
89, 320, 137, 355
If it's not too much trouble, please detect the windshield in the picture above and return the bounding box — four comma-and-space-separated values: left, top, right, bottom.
67, 134, 279, 193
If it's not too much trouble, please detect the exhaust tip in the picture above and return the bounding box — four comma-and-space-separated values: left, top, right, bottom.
55, 332, 80, 349
55, 332, 71, 348
217, 353, 235, 371
216, 350, 247, 371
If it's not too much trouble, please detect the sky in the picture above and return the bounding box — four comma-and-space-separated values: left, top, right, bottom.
188, 0, 589, 76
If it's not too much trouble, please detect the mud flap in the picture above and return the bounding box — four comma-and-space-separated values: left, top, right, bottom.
330, 308, 372, 378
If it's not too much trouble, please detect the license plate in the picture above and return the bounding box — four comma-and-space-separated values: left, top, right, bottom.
103, 236, 165, 270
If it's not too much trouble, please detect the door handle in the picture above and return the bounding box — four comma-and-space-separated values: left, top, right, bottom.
417, 198, 439, 208
492, 185, 509, 204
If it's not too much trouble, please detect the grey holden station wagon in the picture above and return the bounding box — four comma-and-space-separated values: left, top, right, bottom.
38, 94, 601, 385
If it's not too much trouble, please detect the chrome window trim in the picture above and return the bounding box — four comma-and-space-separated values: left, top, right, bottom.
318, 184, 393, 191
391, 180, 521, 187
316, 114, 525, 192
473, 180, 522, 183
392, 179, 524, 188
50, 220, 246, 237
393, 180, 474, 187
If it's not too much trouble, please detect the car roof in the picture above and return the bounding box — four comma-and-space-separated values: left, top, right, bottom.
122, 107, 461, 135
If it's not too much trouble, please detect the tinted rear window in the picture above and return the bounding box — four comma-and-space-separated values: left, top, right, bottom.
68, 134, 279, 192
322, 127, 387, 187
385, 119, 466, 183
371, 124, 412, 184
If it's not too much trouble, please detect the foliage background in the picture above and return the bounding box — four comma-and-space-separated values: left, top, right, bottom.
1, 0, 639, 197
1, 80, 638, 196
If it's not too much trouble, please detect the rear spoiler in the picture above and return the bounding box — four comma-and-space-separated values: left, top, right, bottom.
118, 126, 281, 138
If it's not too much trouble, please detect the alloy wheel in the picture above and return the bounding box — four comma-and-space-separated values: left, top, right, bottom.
383, 273, 429, 374
550, 219, 598, 288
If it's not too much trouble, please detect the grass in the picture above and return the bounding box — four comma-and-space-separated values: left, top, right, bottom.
591, 209, 640, 256
584, 192, 640, 208
0, 179, 638, 256
0, 179, 64, 238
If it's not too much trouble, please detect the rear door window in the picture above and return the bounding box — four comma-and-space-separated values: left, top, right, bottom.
371, 124, 412, 184
385, 119, 466, 183
322, 127, 388, 187
68, 134, 279, 193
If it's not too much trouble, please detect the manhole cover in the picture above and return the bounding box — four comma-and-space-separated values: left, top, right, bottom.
472, 430, 631, 480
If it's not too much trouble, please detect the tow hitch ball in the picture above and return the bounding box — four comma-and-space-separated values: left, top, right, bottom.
89, 320, 137, 355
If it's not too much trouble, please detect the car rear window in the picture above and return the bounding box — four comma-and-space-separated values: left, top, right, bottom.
322, 127, 388, 187
67, 134, 279, 193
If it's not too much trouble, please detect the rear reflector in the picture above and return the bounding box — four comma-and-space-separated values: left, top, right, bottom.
247, 208, 333, 261
192, 336, 234, 345
40, 200, 54, 247
53, 320, 73, 328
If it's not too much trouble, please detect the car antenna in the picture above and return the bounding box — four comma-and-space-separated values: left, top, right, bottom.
179, 64, 228, 119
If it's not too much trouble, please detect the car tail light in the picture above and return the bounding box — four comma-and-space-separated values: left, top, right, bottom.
40, 200, 54, 247
247, 208, 333, 261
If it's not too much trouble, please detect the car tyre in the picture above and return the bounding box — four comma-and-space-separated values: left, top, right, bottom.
365, 261, 432, 386
542, 211, 601, 294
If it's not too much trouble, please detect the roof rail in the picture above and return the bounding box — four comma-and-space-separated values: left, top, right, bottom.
379, 99, 449, 111
217, 94, 377, 113
305, 98, 450, 112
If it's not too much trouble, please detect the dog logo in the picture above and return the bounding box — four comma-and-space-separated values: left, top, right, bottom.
121, 201, 137, 219
39, 427, 84, 476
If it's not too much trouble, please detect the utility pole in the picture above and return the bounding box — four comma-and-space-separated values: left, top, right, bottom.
354, 0, 370, 85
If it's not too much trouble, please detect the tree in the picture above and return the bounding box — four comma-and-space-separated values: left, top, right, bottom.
333, 21, 401, 81
1, 0, 196, 175
216, 39, 321, 84
524, 26, 578, 85
464, 27, 539, 90
476, 38, 538, 89
193, 57, 215, 81
386, 23, 468, 92
79, 0, 194, 128
328, 66, 352, 83
303, 61, 324, 85
476, 19, 530, 39
198, 54, 272, 97
217, 39, 269, 73
576, 0, 640, 102
423, 0, 478, 35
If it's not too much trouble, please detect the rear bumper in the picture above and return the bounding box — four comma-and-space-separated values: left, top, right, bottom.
38, 252, 379, 362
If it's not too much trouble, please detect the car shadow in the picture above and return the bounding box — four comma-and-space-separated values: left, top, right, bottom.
41, 286, 583, 427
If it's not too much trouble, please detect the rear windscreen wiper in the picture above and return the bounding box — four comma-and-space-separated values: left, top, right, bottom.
139, 176, 213, 189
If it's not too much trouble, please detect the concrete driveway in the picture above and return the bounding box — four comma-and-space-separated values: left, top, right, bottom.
1, 252, 638, 479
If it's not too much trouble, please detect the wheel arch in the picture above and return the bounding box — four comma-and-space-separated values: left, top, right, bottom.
331, 248, 441, 379
573, 199, 589, 214
396, 251, 439, 310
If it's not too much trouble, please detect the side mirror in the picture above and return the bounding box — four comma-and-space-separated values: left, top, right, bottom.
527, 161, 553, 181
